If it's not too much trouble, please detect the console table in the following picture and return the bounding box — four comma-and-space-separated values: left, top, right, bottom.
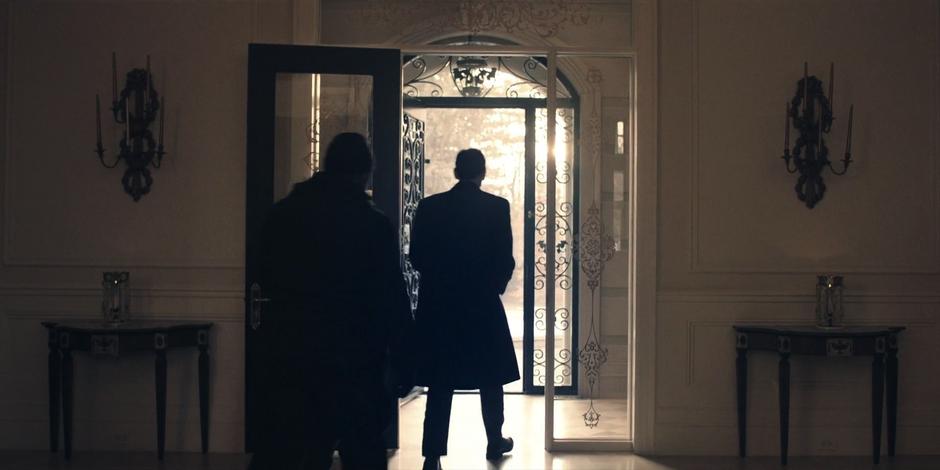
42, 320, 213, 460
733, 325, 903, 465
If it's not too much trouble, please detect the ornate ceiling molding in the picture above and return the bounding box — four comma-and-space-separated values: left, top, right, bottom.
360, 0, 592, 39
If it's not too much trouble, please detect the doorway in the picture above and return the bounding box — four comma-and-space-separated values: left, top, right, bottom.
402, 51, 580, 395
245, 43, 637, 453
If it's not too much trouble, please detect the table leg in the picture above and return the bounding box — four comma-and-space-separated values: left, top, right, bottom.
155, 349, 167, 460
872, 351, 885, 464
778, 352, 790, 466
735, 348, 747, 457
886, 340, 899, 457
48, 330, 60, 453
62, 347, 73, 461
198, 342, 210, 454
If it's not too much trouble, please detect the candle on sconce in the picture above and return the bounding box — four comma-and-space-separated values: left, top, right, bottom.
95, 94, 102, 147
802, 62, 808, 115
846, 104, 854, 155
111, 52, 118, 104
158, 96, 165, 147
817, 110, 823, 154
145, 55, 151, 111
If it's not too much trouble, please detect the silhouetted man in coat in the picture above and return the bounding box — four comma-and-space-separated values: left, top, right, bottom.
250, 132, 413, 470
410, 148, 518, 470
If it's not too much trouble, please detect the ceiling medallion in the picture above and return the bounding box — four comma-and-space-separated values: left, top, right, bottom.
362, 0, 591, 38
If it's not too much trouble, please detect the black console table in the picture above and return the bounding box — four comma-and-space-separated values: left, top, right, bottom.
733, 325, 904, 465
42, 320, 213, 460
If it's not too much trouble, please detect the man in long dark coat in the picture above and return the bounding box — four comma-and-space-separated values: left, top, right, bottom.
250, 132, 413, 470
410, 148, 518, 470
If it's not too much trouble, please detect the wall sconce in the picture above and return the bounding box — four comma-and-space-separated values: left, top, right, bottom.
95, 53, 165, 202
781, 62, 853, 209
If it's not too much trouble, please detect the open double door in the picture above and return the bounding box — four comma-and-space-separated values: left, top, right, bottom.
243, 43, 596, 452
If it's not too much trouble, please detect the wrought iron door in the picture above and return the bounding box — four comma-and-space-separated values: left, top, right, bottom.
401, 113, 425, 309
528, 106, 579, 395
404, 98, 579, 396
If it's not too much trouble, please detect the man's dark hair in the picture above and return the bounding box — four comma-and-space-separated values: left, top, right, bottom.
455, 148, 486, 180
322, 132, 373, 175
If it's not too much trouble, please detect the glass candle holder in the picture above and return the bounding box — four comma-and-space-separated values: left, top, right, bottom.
102, 271, 130, 324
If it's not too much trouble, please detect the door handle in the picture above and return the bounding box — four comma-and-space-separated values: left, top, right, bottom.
249, 282, 270, 331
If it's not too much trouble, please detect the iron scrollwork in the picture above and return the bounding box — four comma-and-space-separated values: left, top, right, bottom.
533, 348, 573, 387
532, 106, 576, 388
403, 54, 573, 99
402, 56, 449, 98
532, 306, 573, 386
401, 113, 426, 311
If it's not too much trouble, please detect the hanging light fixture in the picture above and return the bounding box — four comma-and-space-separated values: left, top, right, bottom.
450, 56, 497, 97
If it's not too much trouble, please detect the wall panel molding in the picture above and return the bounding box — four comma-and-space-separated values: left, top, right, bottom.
1, 0, 251, 270
0, 285, 243, 299
5, 310, 242, 322
0, 256, 244, 270
655, 298, 940, 454
685, 0, 940, 275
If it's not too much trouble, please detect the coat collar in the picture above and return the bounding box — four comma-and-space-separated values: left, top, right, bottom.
292, 171, 371, 205
452, 180, 482, 193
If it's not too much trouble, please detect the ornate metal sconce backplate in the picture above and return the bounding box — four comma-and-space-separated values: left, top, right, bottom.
780, 63, 853, 209
96, 54, 165, 202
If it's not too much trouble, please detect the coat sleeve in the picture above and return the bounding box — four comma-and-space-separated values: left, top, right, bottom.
495, 198, 515, 294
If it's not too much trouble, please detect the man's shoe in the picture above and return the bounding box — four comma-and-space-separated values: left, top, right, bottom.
485, 436, 514, 461
422, 456, 442, 470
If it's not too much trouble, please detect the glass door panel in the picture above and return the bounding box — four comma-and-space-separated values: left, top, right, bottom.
549, 55, 634, 444
273, 73, 374, 200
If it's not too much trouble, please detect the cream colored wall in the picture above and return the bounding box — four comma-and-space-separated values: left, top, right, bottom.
0, 0, 291, 452
655, 0, 940, 455
321, 0, 631, 48
2, 0, 937, 457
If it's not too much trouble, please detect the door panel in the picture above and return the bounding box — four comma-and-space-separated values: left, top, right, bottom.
273, 73, 374, 199
245, 44, 401, 452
